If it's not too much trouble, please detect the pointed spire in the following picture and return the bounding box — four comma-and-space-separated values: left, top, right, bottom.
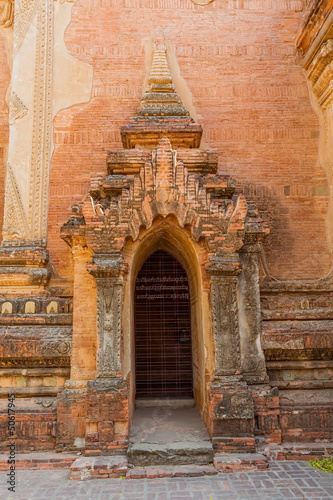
121, 35, 202, 149
148, 40, 173, 88
138, 38, 190, 118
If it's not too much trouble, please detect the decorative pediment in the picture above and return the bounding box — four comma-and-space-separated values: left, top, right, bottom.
120, 37, 202, 149
61, 136, 268, 257
61, 36, 268, 263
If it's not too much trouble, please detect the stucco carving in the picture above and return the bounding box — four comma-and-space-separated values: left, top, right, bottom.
14, 0, 38, 55
210, 276, 242, 377
9, 90, 28, 124
299, 26, 333, 253
41, 339, 71, 355
0, 0, 14, 28
307, 39, 333, 108
29, 0, 53, 245
2, 0, 93, 247
94, 276, 123, 377
3, 162, 29, 242
0, 357, 70, 367
62, 137, 266, 258
33, 398, 55, 408
239, 245, 268, 383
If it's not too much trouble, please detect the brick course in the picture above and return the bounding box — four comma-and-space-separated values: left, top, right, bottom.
46, 0, 331, 280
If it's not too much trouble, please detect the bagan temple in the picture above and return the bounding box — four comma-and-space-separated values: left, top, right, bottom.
0, 0, 333, 476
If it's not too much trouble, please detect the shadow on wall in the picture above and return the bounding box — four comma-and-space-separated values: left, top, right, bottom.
237, 182, 294, 280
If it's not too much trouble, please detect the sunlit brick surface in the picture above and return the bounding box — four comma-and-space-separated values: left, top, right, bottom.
47, 0, 331, 279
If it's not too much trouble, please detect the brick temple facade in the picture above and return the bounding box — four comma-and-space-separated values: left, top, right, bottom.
0, 0, 332, 461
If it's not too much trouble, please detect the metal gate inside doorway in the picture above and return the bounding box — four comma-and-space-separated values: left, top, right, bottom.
135, 250, 193, 399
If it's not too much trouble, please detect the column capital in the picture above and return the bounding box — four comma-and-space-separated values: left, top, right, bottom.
87, 253, 128, 279
206, 252, 242, 277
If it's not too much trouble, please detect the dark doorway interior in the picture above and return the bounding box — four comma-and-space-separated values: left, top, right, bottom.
135, 250, 193, 399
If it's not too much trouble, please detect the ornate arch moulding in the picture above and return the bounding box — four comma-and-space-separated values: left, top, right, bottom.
59, 38, 274, 454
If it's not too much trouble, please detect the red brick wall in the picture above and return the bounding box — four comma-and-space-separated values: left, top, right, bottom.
0, 35, 10, 245
48, 0, 331, 280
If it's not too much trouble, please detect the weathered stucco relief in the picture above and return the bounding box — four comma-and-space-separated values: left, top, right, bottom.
297, 8, 333, 265
0, 0, 14, 85
1, 0, 93, 246
307, 54, 333, 255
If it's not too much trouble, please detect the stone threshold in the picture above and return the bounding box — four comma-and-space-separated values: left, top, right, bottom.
127, 441, 214, 466
69, 453, 269, 480
69, 456, 218, 480
0, 451, 267, 477
2, 443, 332, 478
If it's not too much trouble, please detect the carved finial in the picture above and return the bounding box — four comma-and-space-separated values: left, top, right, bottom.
148, 40, 173, 90
138, 37, 190, 118
120, 35, 203, 149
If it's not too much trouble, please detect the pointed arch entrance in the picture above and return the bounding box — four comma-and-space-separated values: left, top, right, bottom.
135, 249, 193, 399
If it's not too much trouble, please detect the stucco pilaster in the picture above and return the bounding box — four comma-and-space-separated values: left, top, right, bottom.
88, 254, 127, 379
207, 254, 243, 379
239, 242, 268, 384
2, 0, 92, 247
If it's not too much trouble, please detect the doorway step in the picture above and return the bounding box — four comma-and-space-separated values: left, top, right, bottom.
127, 401, 214, 466
69, 400, 269, 480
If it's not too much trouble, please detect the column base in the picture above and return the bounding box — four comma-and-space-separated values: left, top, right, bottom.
56, 385, 87, 452
208, 379, 255, 453
85, 377, 129, 455
249, 384, 282, 445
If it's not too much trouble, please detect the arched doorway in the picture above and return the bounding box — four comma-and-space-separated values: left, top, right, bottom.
135, 250, 193, 399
